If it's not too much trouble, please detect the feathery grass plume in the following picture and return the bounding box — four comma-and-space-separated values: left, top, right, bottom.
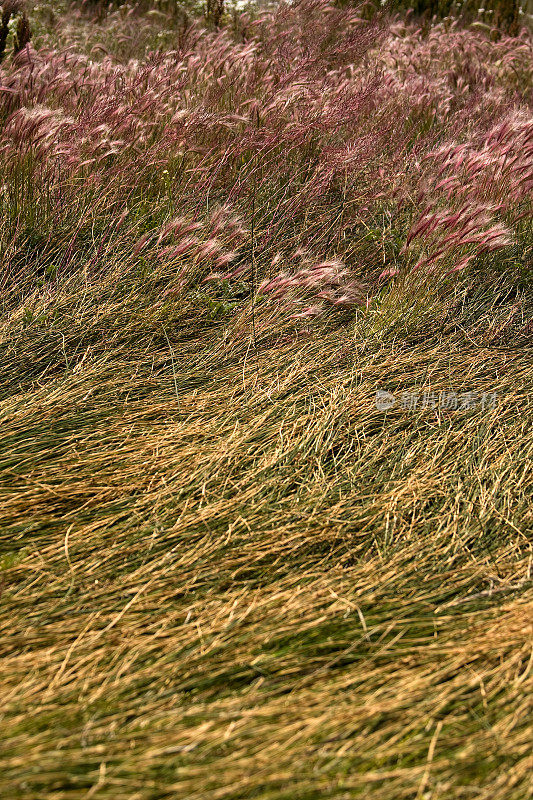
0, 0, 530, 303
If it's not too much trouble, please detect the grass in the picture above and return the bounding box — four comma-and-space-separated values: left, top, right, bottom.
0, 267, 531, 799
0, 0, 532, 797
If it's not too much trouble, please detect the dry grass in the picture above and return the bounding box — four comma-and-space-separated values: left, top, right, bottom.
0, 1, 532, 797
1, 269, 532, 800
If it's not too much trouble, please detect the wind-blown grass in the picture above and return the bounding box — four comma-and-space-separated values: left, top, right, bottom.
1, 272, 532, 799
0, 1, 532, 798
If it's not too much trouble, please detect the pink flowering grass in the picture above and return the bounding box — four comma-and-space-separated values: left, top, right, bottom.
0, 0, 531, 325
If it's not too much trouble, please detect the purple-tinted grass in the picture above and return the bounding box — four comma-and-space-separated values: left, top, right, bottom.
0, 0, 531, 322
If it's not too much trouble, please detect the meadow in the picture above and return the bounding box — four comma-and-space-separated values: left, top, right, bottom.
0, 0, 532, 797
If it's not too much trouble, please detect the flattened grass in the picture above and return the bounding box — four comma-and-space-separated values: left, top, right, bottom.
0, 270, 531, 800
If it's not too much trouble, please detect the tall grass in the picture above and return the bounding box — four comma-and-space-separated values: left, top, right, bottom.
0, 0, 531, 319
0, 2, 531, 798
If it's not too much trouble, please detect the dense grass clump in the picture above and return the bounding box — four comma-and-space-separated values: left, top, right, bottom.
0, 1, 531, 799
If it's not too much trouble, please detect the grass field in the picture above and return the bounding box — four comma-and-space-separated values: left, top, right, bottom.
0, 1, 532, 798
